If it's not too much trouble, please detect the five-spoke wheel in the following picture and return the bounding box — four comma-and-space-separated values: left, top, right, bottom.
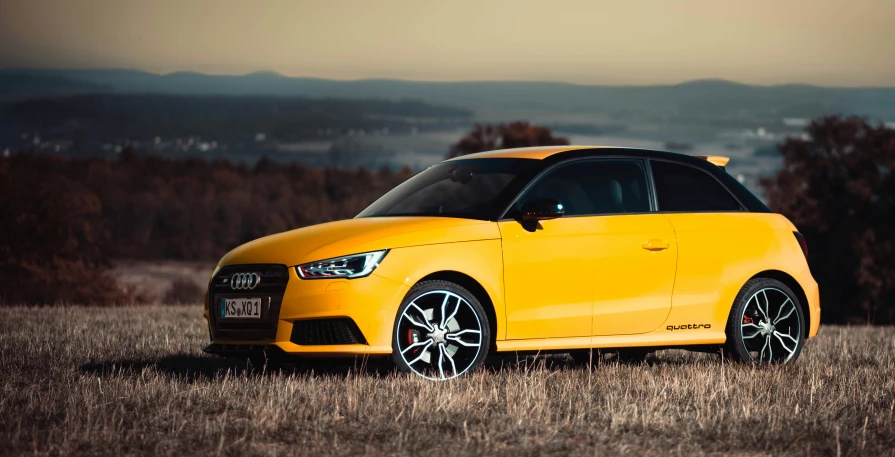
725, 278, 805, 364
392, 280, 490, 380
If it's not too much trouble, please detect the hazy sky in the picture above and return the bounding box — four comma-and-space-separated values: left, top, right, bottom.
1, 0, 893, 86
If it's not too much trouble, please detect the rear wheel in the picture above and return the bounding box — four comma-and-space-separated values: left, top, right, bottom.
392, 280, 491, 380
725, 278, 805, 364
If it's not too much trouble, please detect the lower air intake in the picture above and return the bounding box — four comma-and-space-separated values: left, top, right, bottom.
290, 318, 367, 345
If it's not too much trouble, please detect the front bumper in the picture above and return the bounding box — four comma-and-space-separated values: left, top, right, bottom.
207, 264, 409, 356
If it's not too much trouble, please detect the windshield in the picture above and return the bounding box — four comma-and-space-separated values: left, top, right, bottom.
357, 158, 540, 220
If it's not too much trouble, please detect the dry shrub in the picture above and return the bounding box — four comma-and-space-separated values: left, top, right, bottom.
0, 155, 131, 305
162, 278, 205, 305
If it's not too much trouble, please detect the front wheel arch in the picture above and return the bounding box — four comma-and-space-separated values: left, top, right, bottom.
413, 271, 498, 352
391, 279, 492, 379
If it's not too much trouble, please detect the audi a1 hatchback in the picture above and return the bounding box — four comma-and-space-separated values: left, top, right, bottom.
204, 146, 820, 379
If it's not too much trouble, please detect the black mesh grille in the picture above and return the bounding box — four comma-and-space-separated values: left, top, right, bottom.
291, 318, 367, 345
208, 264, 289, 341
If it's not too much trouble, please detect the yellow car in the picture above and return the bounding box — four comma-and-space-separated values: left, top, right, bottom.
204, 146, 820, 379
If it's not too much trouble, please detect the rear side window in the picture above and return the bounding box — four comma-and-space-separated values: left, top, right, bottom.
651, 161, 742, 212
514, 159, 651, 216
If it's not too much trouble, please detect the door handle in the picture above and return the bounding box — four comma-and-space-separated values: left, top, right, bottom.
642, 239, 670, 251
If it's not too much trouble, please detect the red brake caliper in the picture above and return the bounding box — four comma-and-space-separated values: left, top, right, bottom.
407, 329, 420, 348
743, 315, 754, 325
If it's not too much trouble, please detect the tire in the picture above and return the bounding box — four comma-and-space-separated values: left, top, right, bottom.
391, 280, 491, 380
724, 278, 806, 364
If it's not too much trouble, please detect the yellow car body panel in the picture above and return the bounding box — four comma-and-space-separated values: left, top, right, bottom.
210, 218, 503, 354
498, 214, 678, 339
492, 213, 819, 353
366, 239, 506, 340
659, 212, 820, 339
205, 146, 820, 360
218, 216, 498, 267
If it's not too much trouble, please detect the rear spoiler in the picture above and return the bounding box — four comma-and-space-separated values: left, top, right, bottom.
694, 155, 730, 169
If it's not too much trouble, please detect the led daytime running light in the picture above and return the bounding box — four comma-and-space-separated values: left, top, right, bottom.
296, 250, 388, 279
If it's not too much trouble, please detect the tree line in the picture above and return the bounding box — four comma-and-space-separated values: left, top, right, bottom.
0, 151, 409, 304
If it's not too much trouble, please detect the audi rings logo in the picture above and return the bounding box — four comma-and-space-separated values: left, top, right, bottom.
230, 272, 261, 290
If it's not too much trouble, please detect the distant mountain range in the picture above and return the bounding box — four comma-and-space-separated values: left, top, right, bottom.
3, 68, 895, 122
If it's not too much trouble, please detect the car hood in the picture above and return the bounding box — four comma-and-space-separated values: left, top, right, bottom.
217, 216, 500, 267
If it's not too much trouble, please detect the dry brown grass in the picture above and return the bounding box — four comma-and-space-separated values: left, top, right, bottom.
1, 306, 893, 456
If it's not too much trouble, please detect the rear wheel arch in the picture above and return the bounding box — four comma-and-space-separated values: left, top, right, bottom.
414, 271, 498, 351
740, 270, 811, 336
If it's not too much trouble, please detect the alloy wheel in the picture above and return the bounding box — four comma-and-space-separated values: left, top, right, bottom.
740, 287, 802, 363
395, 290, 484, 380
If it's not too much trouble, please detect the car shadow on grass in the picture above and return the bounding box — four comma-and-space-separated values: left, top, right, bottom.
80, 350, 718, 381
486, 351, 714, 371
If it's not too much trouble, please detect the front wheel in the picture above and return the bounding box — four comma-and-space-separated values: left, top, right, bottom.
392, 280, 491, 380
725, 278, 805, 364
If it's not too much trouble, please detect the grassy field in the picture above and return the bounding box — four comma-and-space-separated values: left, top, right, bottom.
1, 306, 893, 456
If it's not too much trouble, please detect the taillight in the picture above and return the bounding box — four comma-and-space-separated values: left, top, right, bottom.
793, 232, 809, 260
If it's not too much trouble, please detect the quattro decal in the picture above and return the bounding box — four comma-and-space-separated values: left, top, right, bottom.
666, 324, 712, 331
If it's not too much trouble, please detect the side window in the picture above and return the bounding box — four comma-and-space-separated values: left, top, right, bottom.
514, 160, 651, 216
651, 161, 742, 212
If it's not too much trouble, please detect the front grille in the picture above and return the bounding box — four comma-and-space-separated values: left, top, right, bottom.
208, 264, 289, 341
291, 318, 367, 345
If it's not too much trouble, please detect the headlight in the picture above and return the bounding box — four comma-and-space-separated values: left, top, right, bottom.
295, 250, 388, 279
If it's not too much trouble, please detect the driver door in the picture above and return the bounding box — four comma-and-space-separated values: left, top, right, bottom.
498, 158, 677, 340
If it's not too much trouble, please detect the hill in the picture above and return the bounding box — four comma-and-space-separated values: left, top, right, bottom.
4, 68, 895, 121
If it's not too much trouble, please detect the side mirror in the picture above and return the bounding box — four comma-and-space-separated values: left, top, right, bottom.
520, 197, 565, 221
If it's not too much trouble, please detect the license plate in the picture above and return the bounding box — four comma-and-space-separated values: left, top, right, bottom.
220, 298, 262, 319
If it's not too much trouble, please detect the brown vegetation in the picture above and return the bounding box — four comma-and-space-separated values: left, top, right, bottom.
762, 116, 895, 324
447, 121, 569, 159
1, 305, 893, 456
0, 157, 130, 305
162, 278, 206, 305
0, 153, 409, 305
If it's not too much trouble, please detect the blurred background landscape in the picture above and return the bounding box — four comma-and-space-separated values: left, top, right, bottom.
1, 0, 893, 324
3, 68, 895, 188
2, 2, 895, 455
